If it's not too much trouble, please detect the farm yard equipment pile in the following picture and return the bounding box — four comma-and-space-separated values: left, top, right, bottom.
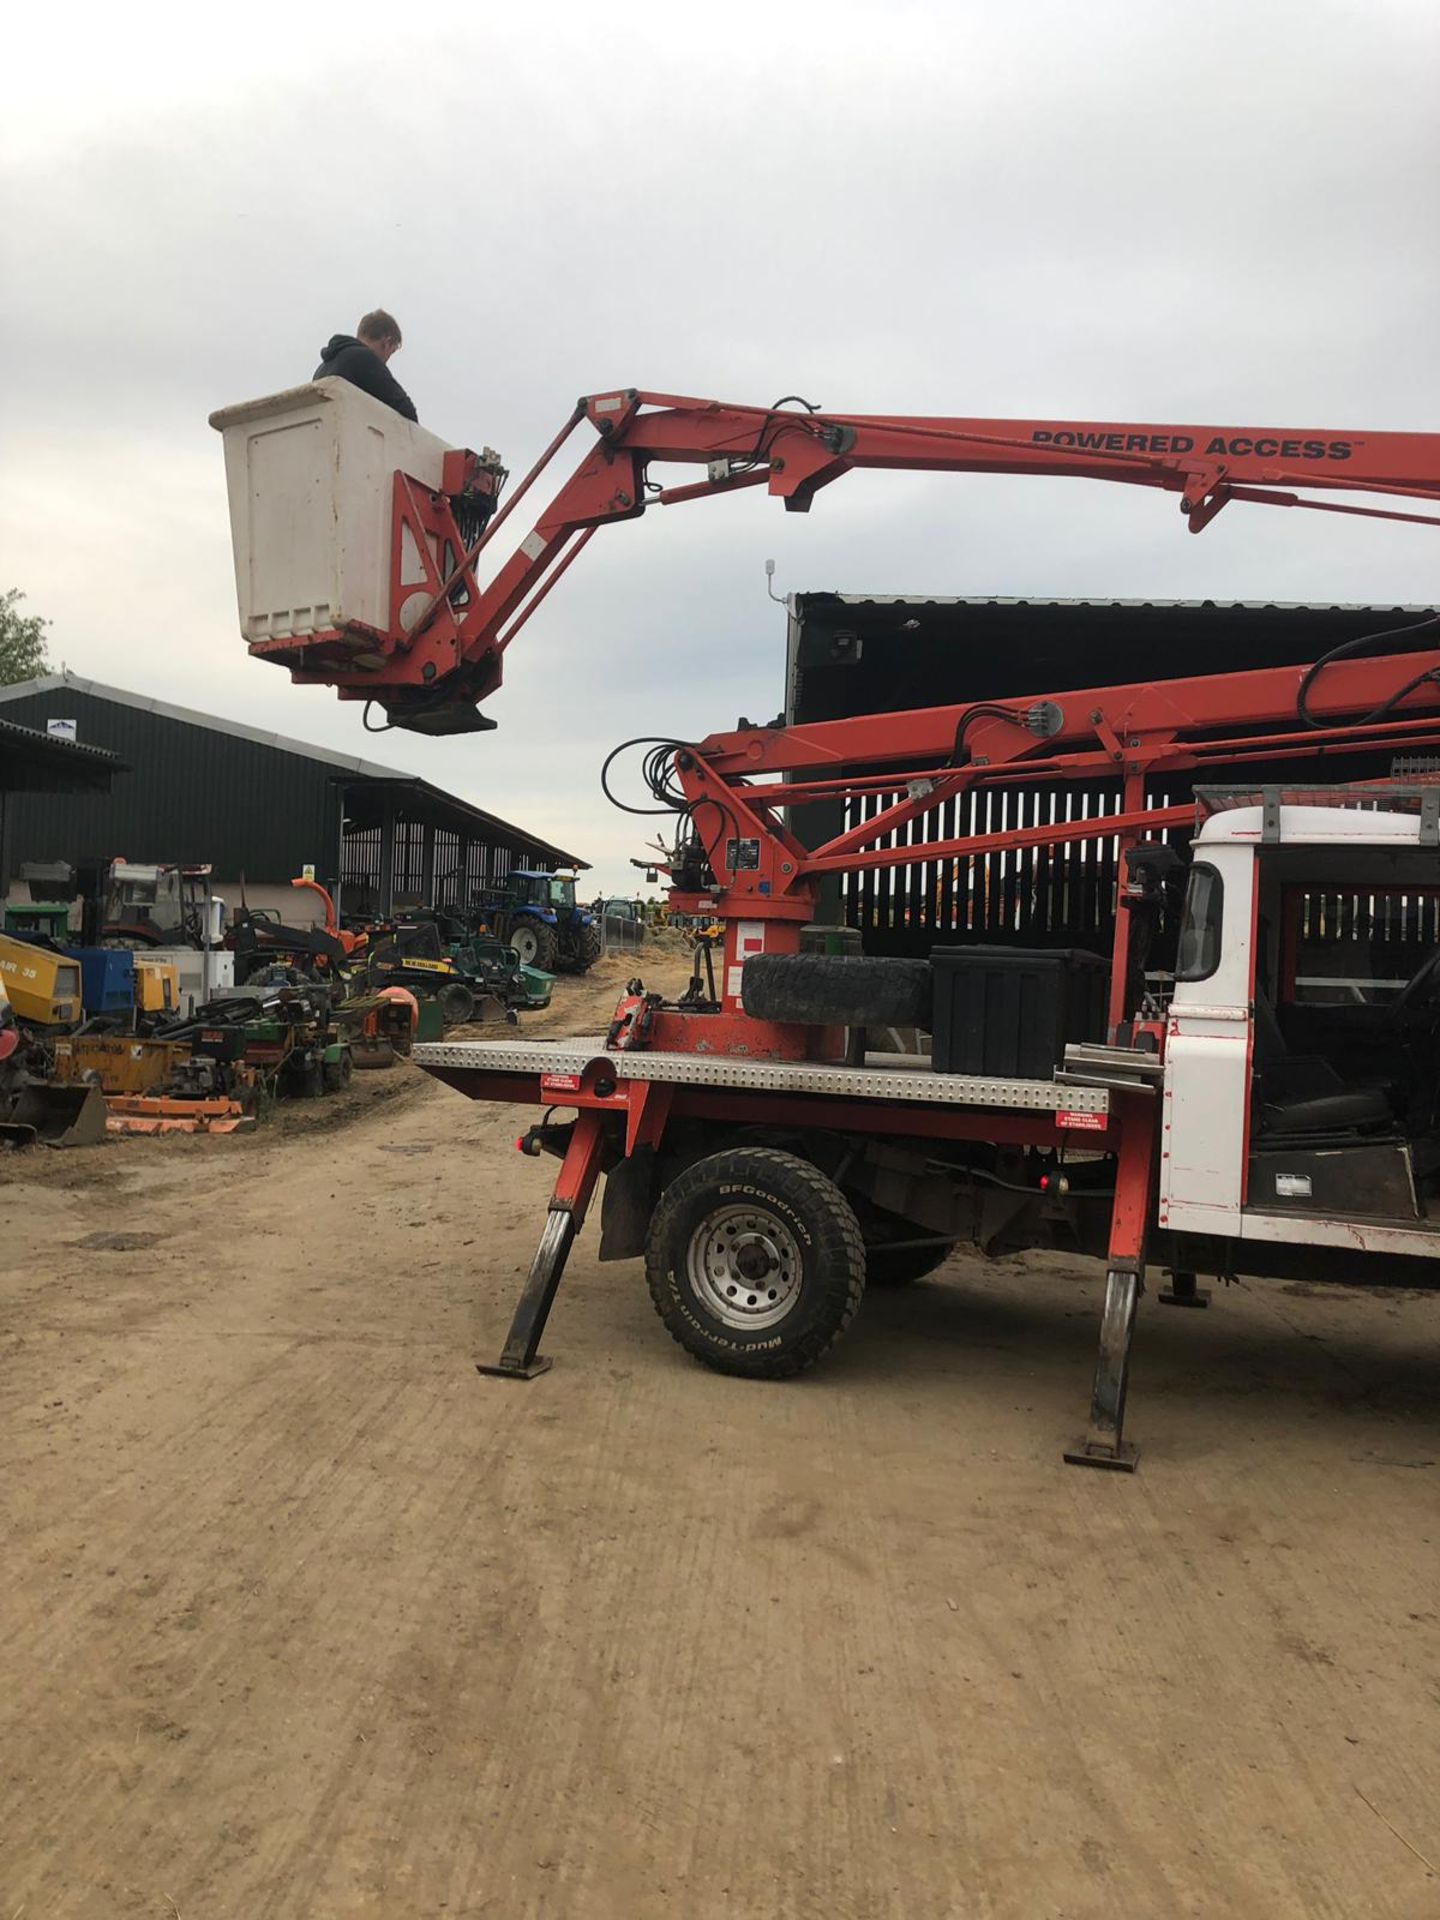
231, 879, 553, 1027
212, 376, 1440, 1464
0, 861, 434, 1141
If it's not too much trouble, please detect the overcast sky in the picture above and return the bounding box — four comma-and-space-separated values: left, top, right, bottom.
4, 0, 1438, 891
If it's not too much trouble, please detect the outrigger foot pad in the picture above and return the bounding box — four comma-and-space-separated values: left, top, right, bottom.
475, 1356, 555, 1380
1063, 1439, 1140, 1472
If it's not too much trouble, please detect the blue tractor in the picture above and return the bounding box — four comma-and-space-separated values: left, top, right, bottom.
478, 870, 601, 974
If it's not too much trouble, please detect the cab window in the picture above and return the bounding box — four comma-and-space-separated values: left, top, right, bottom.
1283, 883, 1439, 1006
1175, 864, 1223, 982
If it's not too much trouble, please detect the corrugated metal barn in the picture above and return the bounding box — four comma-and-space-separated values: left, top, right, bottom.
0, 674, 585, 917
0, 715, 127, 887
784, 597, 1440, 959
0, 714, 125, 799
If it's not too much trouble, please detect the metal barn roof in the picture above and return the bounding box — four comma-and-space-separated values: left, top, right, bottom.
0, 713, 126, 794
0, 673, 587, 882
0, 672, 425, 783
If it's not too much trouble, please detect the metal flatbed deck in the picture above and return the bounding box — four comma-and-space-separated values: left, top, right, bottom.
414, 1037, 1111, 1116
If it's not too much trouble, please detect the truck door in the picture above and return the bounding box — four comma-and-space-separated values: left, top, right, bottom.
1157, 844, 1254, 1235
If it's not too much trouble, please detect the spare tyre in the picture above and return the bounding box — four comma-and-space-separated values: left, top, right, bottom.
742, 953, 931, 1029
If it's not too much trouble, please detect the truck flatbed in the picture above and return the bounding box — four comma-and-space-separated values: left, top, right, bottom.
414, 1032, 1148, 1465
413, 1037, 1113, 1117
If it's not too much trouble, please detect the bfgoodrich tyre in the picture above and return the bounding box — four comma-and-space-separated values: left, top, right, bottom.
644, 1147, 865, 1378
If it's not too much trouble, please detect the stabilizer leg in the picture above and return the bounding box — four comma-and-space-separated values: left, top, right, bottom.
1064, 1265, 1142, 1471
477, 1109, 605, 1380
1158, 1268, 1211, 1308
1064, 1089, 1156, 1471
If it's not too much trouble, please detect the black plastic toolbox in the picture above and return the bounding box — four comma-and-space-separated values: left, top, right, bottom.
930, 946, 1109, 1079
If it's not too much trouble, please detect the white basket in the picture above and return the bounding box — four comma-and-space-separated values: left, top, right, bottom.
209, 380, 458, 646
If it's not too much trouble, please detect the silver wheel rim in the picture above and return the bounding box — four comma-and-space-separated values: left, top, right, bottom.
686, 1203, 803, 1330
513, 928, 538, 963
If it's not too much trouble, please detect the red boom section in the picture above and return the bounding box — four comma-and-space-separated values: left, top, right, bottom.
650, 640, 1440, 1032
671, 645, 1440, 914
269, 389, 1440, 732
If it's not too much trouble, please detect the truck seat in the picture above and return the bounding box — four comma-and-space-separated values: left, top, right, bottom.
1252, 991, 1393, 1137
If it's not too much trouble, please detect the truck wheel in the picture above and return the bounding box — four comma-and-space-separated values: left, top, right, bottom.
644, 1147, 865, 1378
865, 1241, 956, 1286
321, 1049, 353, 1094
510, 920, 558, 972
742, 953, 932, 1029
436, 982, 476, 1028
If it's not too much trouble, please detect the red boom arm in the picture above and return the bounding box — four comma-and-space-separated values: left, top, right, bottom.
231, 381, 1440, 1049
255, 389, 1440, 734
655, 635, 1440, 1036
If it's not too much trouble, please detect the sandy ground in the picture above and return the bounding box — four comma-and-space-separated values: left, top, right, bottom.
3, 955, 1440, 1919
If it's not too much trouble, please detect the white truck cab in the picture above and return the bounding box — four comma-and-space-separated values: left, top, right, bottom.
1160, 791, 1440, 1260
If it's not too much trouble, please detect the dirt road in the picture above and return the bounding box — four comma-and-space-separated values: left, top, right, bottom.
3, 969, 1439, 1917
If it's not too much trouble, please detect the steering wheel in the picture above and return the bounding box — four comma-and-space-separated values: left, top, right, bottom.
1384, 946, 1440, 1028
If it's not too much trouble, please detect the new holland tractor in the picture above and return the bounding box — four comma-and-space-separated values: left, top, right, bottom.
476, 871, 601, 974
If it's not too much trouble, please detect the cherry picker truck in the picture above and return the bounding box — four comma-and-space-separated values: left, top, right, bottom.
211, 381, 1440, 1466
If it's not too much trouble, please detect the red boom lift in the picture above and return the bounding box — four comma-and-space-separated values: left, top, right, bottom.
213, 385, 1440, 1467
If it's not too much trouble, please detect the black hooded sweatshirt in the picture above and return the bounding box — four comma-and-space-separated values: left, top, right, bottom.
313, 335, 418, 422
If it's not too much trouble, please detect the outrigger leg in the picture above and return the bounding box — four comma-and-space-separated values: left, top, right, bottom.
477, 1109, 607, 1380
1064, 1092, 1157, 1472
1158, 1268, 1210, 1308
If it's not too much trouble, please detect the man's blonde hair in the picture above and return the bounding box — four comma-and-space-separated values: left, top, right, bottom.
358, 309, 402, 348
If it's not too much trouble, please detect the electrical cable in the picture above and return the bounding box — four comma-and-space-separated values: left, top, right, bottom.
599, 737, 751, 890
726, 395, 827, 476
599, 738, 692, 815
942, 1163, 1115, 1197
1296, 612, 1440, 730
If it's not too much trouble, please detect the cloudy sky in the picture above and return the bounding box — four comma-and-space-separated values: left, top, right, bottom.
4, 0, 1437, 890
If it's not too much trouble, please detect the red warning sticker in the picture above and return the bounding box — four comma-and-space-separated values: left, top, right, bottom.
541, 1073, 583, 1094
1057, 1109, 1107, 1131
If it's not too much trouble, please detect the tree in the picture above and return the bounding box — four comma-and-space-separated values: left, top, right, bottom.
0, 589, 52, 686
